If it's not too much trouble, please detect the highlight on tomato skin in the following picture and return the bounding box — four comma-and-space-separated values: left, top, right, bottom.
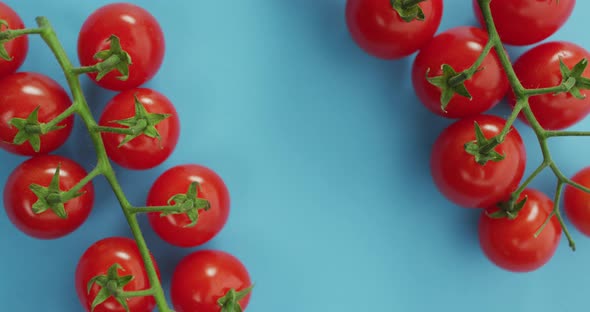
509, 41, 590, 130
478, 188, 562, 273
430, 114, 526, 209
564, 167, 590, 237
472, 0, 576, 46
345, 0, 443, 59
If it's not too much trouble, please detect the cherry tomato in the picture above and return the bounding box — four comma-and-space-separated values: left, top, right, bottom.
3, 155, 94, 239
430, 114, 526, 208
75, 237, 159, 312
564, 167, 590, 237
77, 3, 165, 91
0, 2, 28, 78
146, 164, 230, 247
473, 0, 575, 46
479, 189, 562, 272
412, 26, 508, 118
345, 0, 443, 59
510, 41, 590, 130
171, 250, 252, 312
0, 72, 74, 156
99, 88, 179, 170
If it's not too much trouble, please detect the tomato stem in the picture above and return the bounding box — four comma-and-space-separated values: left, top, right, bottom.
43, 104, 78, 132
33, 16, 174, 312
62, 166, 102, 201
546, 130, 590, 137
130, 205, 183, 214
94, 125, 137, 135
119, 289, 156, 299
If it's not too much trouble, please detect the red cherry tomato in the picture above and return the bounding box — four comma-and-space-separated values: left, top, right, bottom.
473, 0, 575, 46
0, 72, 73, 156
171, 250, 252, 312
146, 164, 230, 247
0, 2, 28, 78
77, 3, 165, 91
99, 88, 179, 170
75, 237, 159, 312
412, 26, 508, 118
430, 114, 526, 208
479, 189, 562, 272
564, 167, 590, 237
510, 41, 590, 130
3, 155, 94, 239
345, 0, 443, 59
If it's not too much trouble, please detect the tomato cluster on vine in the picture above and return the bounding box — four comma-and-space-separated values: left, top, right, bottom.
0, 2, 252, 311
346, 0, 590, 273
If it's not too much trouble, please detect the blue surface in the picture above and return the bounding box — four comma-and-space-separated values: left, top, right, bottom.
1, 0, 590, 311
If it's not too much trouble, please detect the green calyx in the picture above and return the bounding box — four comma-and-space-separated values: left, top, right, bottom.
390, 0, 427, 22
93, 35, 132, 81
487, 196, 528, 220
217, 285, 254, 312
108, 95, 171, 147
557, 58, 590, 99
29, 163, 83, 218
0, 19, 13, 60
426, 64, 472, 112
464, 122, 505, 166
163, 182, 211, 227
9, 106, 64, 152
87, 264, 134, 312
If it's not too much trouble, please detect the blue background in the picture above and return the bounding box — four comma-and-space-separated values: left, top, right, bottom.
1, 0, 590, 311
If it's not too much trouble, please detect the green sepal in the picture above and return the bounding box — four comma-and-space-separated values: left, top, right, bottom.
163, 182, 211, 227
93, 35, 132, 81
87, 263, 134, 312
487, 196, 528, 220
464, 122, 505, 166
29, 164, 68, 219
10, 106, 43, 152
390, 0, 427, 22
426, 64, 472, 112
218, 285, 254, 312
557, 58, 590, 99
0, 19, 12, 61
109, 95, 171, 147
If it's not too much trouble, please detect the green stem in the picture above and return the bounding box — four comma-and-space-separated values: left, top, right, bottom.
548, 181, 576, 251
449, 39, 494, 87
34, 16, 173, 312
71, 66, 97, 75
119, 289, 155, 299
62, 166, 102, 199
94, 125, 135, 135
43, 104, 78, 132
546, 130, 590, 137
524, 84, 570, 96
130, 205, 180, 214
512, 161, 550, 198
0, 27, 43, 39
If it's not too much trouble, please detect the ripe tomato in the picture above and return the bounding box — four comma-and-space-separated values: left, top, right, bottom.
412, 26, 508, 118
0, 2, 28, 78
473, 0, 575, 46
77, 3, 165, 91
510, 41, 590, 130
563, 167, 590, 237
479, 189, 562, 272
146, 164, 230, 247
3, 155, 94, 239
345, 0, 443, 59
171, 250, 252, 312
99, 88, 179, 170
0, 72, 74, 156
430, 114, 526, 208
75, 237, 159, 312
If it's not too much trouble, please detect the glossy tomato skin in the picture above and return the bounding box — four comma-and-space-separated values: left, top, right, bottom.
0, 72, 74, 155
99, 88, 179, 170
171, 250, 252, 312
75, 237, 159, 312
3, 155, 94, 239
147, 164, 230, 247
345, 0, 443, 59
564, 167, 590, 236
431, 114, 526, 208
510, 41, 590, 130
479, 189, 562, 272
77, 3, 165, 91
0, 2, 28, 78
473, 0, 575, 46
412, 26, 508, 118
